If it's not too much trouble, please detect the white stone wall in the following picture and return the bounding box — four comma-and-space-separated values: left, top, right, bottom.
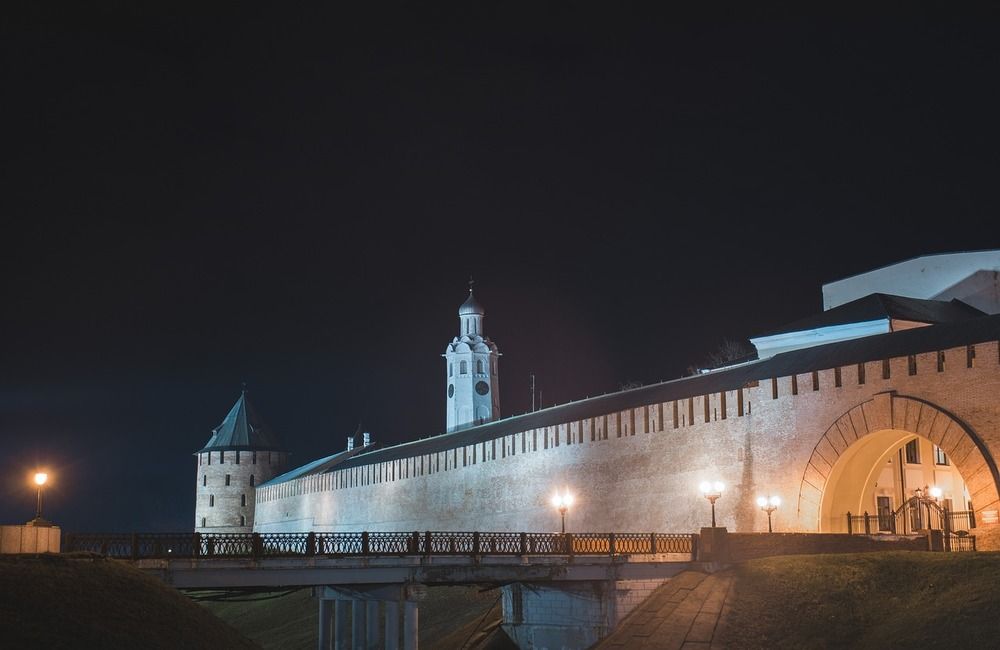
195, 450, 287, 533
255, 341, 1000, 546
0, 525, 61, 553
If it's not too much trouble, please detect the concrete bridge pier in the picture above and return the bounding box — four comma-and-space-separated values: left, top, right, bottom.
501, 577, 672, 649
316, 584, 423, 650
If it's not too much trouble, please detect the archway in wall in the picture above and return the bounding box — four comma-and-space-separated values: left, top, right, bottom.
797, 393, 1000, 533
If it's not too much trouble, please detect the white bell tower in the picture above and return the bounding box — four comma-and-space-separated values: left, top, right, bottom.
444, 281, 501, 431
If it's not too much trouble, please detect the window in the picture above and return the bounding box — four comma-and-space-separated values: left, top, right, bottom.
201, 517, 206, 528
207, 453, 211, 466
934, 445, 949, 466
250, 474, 255, 486
202, 475, 207, 487
477, 359, 483, 374
241, 494, 247, 507
236, 450, 241, 464
812, 371, 819, 391
449, 363, 453, 377
905, 439, 920, 464
240, 515, 246, 527
252, 451, 257, 465
937, 350, 945, 372
209, 495, 215, 507
460, 360, 468, 374
225, 474, 231, 486
834, 367, 842, 387
908, 355, 917, 376
882, 359, 891, 380
791, 375, 798, 395
220, 451, 225, 464
967, 345, 976, 368
858, 363, 866, 385
771, 377, 778, 399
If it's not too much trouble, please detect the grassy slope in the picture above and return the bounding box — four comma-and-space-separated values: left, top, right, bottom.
202, 584, 512, 650
723, 551, 1000, 649
0, 553, 259, 650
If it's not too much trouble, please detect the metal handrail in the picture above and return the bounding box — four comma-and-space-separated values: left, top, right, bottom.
63, 530, 696, 560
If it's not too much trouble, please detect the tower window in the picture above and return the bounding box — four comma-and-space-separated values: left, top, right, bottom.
241, 494, 247, 507
882, 359, 891, 379
236, 450, 240, 464
449, 363, 453, 377
460, 361, 468, 374
834, 367, 842, 387
225, 474, 231, 486
201, 517, 206, 528
202, 475, 207, 487
209, 495, 215, 507
207, 453, 211, 466
240, 515, 246, 526
908, 355, 917, 376
477, 360, 483, 374
858, 363, 866, 385
771, 378, 778, 399
937, 350, 945, 372
967, 345, 976, 368
250, 475, 255, 486
812, 371, 819, 391
219, 451, 225, 464
791, 375, 798, 395
252, 451, 257, 465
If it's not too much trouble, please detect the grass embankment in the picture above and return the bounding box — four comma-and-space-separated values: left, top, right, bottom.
202, 584, 512, 650
0, 553, 259, 649
723, 551, 1000, 649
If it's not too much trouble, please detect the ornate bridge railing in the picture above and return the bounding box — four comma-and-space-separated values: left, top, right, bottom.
63, 531, 696, 560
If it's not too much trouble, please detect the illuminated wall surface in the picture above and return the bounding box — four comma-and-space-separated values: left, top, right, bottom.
254, 337, 1000, 549
250, 255, 1000, 549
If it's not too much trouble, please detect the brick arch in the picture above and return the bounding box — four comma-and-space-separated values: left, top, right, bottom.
797, 391, 1000, 531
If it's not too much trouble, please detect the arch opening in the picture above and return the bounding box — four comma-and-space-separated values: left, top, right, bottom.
820, 429, 972, 533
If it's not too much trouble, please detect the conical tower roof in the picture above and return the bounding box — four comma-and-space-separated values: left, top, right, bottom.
198, 392, 285, 452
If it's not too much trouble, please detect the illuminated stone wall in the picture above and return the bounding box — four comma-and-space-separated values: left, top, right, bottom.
254, 341, 1000, 548
195, 450, 287, 533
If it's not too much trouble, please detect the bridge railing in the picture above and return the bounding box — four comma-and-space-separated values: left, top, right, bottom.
63, 531, 696, 560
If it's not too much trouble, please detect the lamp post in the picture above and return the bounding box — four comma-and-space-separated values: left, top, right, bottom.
756, 495, 781, 533
552, 490, 573, 534
699, 481, 725, 528
31, 472, 49, 526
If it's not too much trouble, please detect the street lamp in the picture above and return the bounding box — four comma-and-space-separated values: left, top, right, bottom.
30, 472, 51, 526
699, 481, 725, 528
551, 490, 573, 534
914, 485, 942, 530
756, 495, 781, 533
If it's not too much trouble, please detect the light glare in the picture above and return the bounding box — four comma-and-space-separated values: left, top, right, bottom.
34, 472, 48, 486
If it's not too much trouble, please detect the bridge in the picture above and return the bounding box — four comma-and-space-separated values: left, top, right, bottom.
65, 530, 698, 649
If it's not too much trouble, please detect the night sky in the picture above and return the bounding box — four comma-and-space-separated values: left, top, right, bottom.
2, 6, 999, 531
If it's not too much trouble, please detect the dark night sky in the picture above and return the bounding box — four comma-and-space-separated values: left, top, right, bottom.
2, 5, 998, 531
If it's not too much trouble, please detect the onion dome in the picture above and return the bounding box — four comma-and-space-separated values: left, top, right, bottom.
459, 290, 484, 316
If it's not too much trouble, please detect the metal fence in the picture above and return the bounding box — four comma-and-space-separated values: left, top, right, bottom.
63, 531, 696, 560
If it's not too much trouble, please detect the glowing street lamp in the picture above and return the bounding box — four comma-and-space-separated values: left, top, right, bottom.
699, 481, 725, 528
31, 472, 50, 526
756, 495, 781, 533
552, 490, 573, 534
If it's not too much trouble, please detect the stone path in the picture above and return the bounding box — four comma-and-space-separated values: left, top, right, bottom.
595, 569, 735, 650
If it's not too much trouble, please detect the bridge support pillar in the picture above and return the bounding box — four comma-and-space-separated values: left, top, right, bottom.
384, 601, 399, 649
366, 601, 380, 649
352, 599, 367, 648
317, 598, 333, 650
334, 599, 349, 650
403, 600, 418, 650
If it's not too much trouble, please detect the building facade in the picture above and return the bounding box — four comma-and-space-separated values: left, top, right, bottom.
240, 255, 1000, 550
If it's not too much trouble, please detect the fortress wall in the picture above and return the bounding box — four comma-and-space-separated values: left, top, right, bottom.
254, 342, 1000, 536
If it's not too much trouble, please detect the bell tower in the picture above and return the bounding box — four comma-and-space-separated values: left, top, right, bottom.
444, 281, 501, 431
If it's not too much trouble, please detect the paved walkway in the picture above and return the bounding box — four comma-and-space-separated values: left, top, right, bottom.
596, 569, 735, 650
